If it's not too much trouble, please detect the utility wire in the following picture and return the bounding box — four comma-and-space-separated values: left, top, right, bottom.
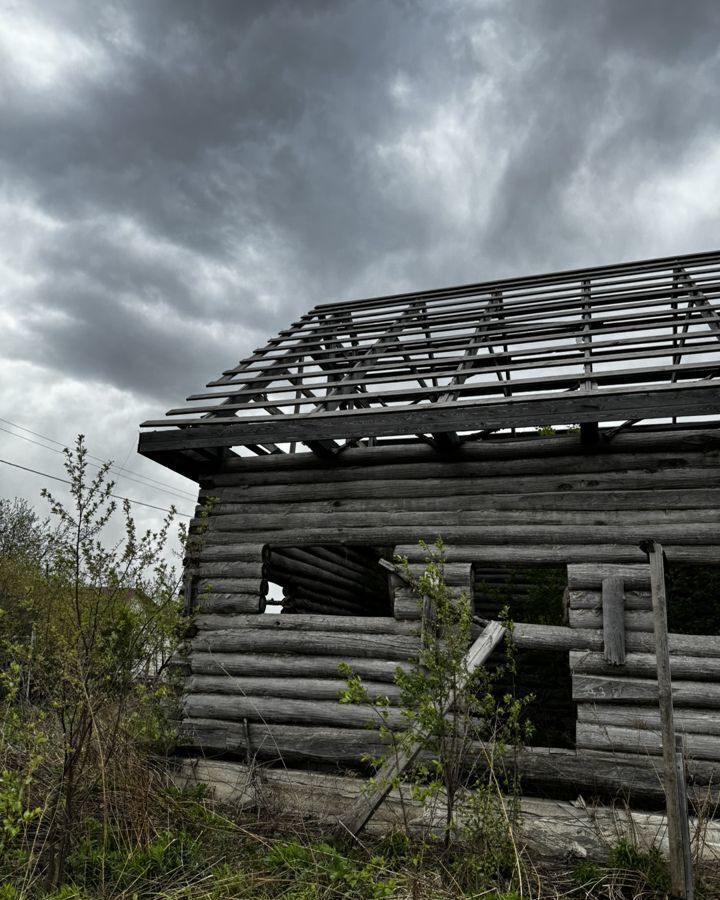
0, 456, 193, 517
0, 417, 197, 501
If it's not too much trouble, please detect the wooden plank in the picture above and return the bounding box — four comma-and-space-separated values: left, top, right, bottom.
674, 734, 695, 900
602, 576, 625, 664
139, 383, 720, 448
646, 540, 686, 898
338, 620, 506, 836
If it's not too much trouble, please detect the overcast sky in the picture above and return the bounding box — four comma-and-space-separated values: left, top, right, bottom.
2, 0, 720, 536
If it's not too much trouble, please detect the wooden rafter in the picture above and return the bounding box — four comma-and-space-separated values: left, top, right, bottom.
140, 250, 720, 464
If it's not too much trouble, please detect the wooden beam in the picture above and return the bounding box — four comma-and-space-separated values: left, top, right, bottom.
338, 620, 506, 836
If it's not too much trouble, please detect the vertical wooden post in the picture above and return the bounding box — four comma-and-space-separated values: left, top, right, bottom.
601, 576, 625, 665
644, 540, 691, 898
675, 734, 695, 900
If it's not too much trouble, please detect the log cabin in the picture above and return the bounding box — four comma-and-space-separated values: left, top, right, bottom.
139, 249, 720, 813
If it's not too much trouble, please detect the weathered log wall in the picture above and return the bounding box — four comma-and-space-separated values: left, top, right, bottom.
178, 427, 720, 799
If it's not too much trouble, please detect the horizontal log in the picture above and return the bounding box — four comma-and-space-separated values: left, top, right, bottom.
192, 614, 420, 636
407, 562, 473, 586
567, 564, 650, 590
479, 623, 720, 657
208, 428, 720, 473
569, 608, 654, 632
577, 704, 720, 735
570, 651, 720, 681
189, 652, 409, 683
183, 694, 405, 728
208, 451, 719, 488
491, 746, 720, 805
206, 500, 720, 525
197, 578, 268, 595
191, 629, 421, 660
201, 468, 720, 504
393, 592, 423, 620
573, 674, 720, 707
202, 533, 720, 565
193, 561, 265, 579
569, 589, 651, 611
194, 593, 265, 614
205, 518, 720, 548
396, 543, 718, 565
576, 722, 720, 760
201, 487, 720, 514
177, 719, 387, 763
185, 675, 402, 703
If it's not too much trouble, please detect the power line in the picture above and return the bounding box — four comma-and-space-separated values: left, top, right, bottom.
0, 417, 197, 501
0, 456, 193, 517
0, 425, 196, 503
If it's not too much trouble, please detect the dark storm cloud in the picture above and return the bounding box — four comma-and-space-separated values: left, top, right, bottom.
2, 0, 720, 409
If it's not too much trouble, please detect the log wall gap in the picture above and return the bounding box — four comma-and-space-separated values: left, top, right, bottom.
262, 543, 393, 616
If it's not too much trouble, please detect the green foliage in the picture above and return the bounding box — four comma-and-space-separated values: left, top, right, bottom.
341, 537, 533, 874
266, 838, 397, 899
0, 435, 187, 887
608, 839, 671, 894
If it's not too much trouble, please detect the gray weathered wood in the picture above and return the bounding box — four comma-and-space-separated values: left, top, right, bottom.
185, 675, 402, 703
190, 651, 409, 683
576, 723, 720, 760
184, 694, 405, 729
569, 607, 652, 632
570, 651, 720, 681
602, 576, 626, 665
646, 540, 686, 898
577, 704, 720, 735
178, 719, 388, 763
569, 589, 651, 611
567, 563, 650, 590
573, 674, 720, 707
194, 593, 265, 614
675, 734, 695, 900
192, 614, 420, 636
191, 628, 421, 660
197, 578, 268, 595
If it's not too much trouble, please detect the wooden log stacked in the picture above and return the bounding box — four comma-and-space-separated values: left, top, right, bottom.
178, 428, 720, 777
181, 613, 422, 763
568, 563, 720, 762
185, 543, 268, 613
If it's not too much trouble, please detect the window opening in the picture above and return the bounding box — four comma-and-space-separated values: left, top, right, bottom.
666, 563, 720, 635
262, 545, 392, 616
474, 563, 574, 749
